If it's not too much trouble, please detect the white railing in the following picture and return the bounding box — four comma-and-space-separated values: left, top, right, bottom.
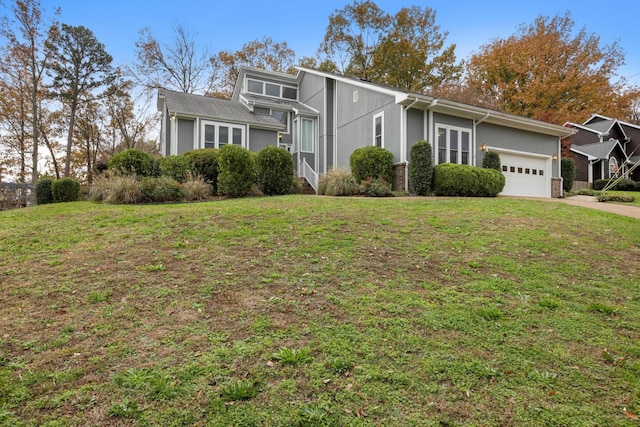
300, 158, 318, 192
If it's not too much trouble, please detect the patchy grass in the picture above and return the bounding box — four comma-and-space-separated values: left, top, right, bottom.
0, 196, 639, 426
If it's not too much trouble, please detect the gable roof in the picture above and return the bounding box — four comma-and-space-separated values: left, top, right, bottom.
298, 67, 575, 138
570, 139, 626, 160
158, 89, 285, 130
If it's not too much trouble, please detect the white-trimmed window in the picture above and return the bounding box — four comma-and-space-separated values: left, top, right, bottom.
246, 78, 297, 100
436, 124, 471, 165
301, 118, 314, 153
373, 112, 384, 147
201, 121, 244, 149
609, 157, 619, 177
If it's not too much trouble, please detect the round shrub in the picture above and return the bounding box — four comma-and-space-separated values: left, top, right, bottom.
139, 176, 185, 203
108, 148, 155, 177
158, 155, 195, 183
594, 177, 637, 191
183, 148, 220, 191
482, 151, 502, 171
561, 158, 576, 192
51, 177, 81, 203
408, 140, 433, 196
350, 146, 394, 184
35, 178, 54, 205
217, 145, 256, 197
256, 146, 294, 196
433, 163, 505, 197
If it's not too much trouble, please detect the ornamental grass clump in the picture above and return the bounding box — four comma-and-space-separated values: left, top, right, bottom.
317, 168, 359, 196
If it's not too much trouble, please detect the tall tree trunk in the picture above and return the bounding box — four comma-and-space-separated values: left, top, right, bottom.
64, 100, 77, 177
30, 40, 39, 184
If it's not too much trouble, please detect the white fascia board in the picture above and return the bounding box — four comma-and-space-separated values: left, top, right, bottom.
296, 66, 402, 97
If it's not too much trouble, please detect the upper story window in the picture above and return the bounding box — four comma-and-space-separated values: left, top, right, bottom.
246, 78, 297, 100
254, 107, 290, 133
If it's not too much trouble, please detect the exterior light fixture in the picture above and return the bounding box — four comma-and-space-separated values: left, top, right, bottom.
552, 154, 558, 161
480, 143, 488, 152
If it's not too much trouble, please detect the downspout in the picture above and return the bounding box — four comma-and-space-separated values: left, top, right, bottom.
404, 97, 421, 192
427, 99, 437, 167
473, 112, 490, 166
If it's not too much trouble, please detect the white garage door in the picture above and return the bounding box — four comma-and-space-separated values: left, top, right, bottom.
498, 152, 550, 198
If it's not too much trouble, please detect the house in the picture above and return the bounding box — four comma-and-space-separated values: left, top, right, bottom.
157, 66, 576, 198
564, 114, 640, 187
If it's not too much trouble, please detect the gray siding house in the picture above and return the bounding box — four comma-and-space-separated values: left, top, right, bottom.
158, 66, 575, 198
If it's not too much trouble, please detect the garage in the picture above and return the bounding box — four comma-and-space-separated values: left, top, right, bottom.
498, 152, 551, 198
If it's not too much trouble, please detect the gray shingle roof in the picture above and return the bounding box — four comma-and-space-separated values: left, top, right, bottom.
571, 140, 619, 160
159, 89, 284, 129
241, 93, 318, 116
629, 155, 640, 164
584, 119, 616, 134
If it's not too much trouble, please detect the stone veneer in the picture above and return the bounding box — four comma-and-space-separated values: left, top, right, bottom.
392, 162, 407, 192
551, 177, 562, 198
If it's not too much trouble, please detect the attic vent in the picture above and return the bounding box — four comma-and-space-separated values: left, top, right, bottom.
353, 90, 358, 103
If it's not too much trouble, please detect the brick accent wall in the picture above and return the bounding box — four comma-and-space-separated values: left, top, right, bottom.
392, 162, 407, 192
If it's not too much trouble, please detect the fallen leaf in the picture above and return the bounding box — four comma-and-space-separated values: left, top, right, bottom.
345, 383, 353, 391
323, 379, 331, 384
266, 360, 275, 367
344, 408, 352, 414
624, 411, 639, 420
549, 390, 556, 396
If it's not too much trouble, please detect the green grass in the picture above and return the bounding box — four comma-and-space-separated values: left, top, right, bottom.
1, 196, 639, 426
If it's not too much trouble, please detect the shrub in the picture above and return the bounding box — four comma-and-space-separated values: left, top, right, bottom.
217, 145, 256, 197
158, 155, 195, 183
561, 158, 576, 192
182, 176, 213, 201
256, 146, 295, 195
350, 146, 394, 184
52, 177, 81, 203
183, 148, 219, 192
594, 178, 637, 191
35, 178, 54, 205
482, 151, 502, 171
433, 163, 505, 197
317, 168, 359, 196
597, 193, 635, 203
90, 174, 140, 204
139, 176, 185, 203
360, 176, 393, 197
408, 140, 433, 196
108, 149, 155, 177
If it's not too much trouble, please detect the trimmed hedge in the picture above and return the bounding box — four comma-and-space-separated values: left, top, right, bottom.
52, 177, 81, 203
594, 178, 638, 191
35, 178, 54, 205
158, 155, 195, 183
482, 151, 502, 171
108, 149, 155, 177
256, 146, 294, 196
217, 145, 256, 197
561, 158, 576, 192
183, 148, 220, 192
433, 163, 505, 197
350, 146, 394, 184
408, 140, 433, 196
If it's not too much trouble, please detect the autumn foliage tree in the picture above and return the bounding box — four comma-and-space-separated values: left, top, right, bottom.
465, 13, 637, 124
209, 36, 297, 99
319, 1, 461, 93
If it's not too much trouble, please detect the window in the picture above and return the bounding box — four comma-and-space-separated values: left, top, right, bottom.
282, 86, 297, 99
301, 118, 314, 152
435, 124, 472, 165
247, 80, 263, 94
201, 121, 244, 148
246, 78, 297, 100
373, 112, 384, 147
609, 157, 619, 177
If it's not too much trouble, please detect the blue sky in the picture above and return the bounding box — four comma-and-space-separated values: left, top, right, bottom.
5, 0, 640, 86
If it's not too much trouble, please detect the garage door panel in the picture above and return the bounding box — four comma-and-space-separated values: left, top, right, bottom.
499, 153, 549, 198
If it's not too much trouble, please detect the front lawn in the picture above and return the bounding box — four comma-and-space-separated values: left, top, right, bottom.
1, 196, 638, 426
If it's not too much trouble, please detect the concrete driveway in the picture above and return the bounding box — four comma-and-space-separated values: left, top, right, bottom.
551, 195, 640, 219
